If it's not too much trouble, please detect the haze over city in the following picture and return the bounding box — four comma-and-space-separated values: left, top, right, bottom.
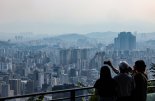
0, 1, 155, 101
0, 0, 155, 34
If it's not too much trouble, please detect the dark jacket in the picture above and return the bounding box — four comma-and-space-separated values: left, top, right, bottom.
94, 78, 118, 97
114, 73, 134, 97
133, 73, 147, 101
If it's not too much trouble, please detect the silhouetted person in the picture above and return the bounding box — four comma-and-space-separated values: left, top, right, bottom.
113, 61, 134, 101
105, 61, 134, 101
132, 60, 148, 101
94, 66, 118, 101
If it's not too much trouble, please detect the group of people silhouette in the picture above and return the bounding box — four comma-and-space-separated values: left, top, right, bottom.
94, 60, 148, 101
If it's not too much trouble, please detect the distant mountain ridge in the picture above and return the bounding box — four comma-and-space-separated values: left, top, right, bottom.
86, 31, 118, 38
1, 32, 155, 45
51, 32, 118, 44
54, 33, 88, 41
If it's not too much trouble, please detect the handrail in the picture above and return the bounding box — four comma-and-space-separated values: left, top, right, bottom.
0, 79, 155, 101
0, 87, 94, 101
148, 79, 155, 89
148, 79, 155, 81
50, 94, 94, 101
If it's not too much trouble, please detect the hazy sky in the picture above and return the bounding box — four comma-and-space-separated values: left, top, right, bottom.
0, 0, 155, 35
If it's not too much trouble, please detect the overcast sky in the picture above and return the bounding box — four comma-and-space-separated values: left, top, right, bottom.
0, 0, 155, 35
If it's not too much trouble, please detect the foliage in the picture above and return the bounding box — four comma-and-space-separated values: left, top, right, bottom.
148, 63, 155, 93
89, 95, 99, 101
27, 97, 35, 101
36, 95, 44, 101
77, 82, 98, 101
150, 63, 155, 78
27, 95, 44, 101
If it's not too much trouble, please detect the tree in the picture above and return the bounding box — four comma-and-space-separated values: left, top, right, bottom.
77, 82, 98, 101
150, 63, 155, 78
148, 63, 155, 93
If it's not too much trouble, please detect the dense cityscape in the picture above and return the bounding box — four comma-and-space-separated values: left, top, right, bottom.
1, 0, 155, 100
0, 32, 155, 100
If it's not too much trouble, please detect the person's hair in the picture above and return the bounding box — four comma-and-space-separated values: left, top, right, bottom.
100, 66, 112, 79
134, 60, 146, 73
119, 61, 129, 73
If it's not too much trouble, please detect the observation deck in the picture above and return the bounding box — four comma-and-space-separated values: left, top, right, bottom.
0, 80, 155, 101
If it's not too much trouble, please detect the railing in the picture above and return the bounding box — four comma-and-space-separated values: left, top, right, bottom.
0, 87, 94, 101
0, 80, 155, 101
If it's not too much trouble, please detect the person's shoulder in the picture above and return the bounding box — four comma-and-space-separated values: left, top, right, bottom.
96, 79, 101, 82
111, 78, 118, 87
94, 79, 100, 88
95, 79, 101, 83
127, 75, 134, 82
113, 74, 121, 79
114, 74, 119, 78
134, 73, 147, 81
125, 74, 133, 79
134, 73, 143, 78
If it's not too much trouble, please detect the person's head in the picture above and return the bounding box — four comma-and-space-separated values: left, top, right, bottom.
100, 66, 112, 79
134, 60, 146, 73
119, 61, 129, 73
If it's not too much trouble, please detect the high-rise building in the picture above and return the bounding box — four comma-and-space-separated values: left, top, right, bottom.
32, 70, 44, 91
60, 49, 71, 65
70, 49, 79, 64
114, 32, 136, 50
1, 83, 14, 97
25, 80, 34, 94
60, 49, 89, 65
9, 79, 21, 95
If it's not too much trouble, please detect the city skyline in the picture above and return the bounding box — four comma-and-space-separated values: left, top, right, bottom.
0, 31, 155, 99
0, 0, 155, 97
0, 0, 155, 34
